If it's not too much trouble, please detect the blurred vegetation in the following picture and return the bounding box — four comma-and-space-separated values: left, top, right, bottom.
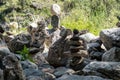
0, 0, 120, 35
17, 45, 34, 62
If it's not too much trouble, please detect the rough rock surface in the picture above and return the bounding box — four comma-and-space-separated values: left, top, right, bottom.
102, 47, 120, 61
100, 28, 120, 50
56, 74, 111, 80
3, 54, 25, 80
53, 67, 75, 78
47, 29, 72, 67
83, 62, 120, 80
8, 33, 31, 52
0, 69, 3, 80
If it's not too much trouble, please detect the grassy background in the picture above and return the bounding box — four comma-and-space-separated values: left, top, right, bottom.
0, 0, 120, 35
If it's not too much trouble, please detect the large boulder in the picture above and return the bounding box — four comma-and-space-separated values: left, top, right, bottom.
0, 40, 11, 57
83, 62, 120, 80
100, 28, 120, 50
3, 54, 25, 80
56, 74, 111, 80
102, 47, 120, 61
0, 40, 12, 69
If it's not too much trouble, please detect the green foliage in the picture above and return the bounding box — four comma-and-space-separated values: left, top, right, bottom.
61, 0, 120, 35
17, 46, 34, 62
0, 0, 120, 35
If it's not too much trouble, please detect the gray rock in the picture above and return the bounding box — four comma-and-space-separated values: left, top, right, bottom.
0, 40, 11, 69
87, 42, 104, 52
32, 52, 48, 66
3, 54, 25, 80
21, 60, 38, 70
24, 68, 55, 80
48, 28, 61, 45
51, 4, 61, 16
83, 62, 120, 80
26, 76, 43, 80
102, 47, 120, 61
80, 33, 97, 43
90, 51, 104, 61
0, 40, 11, 57
51, 15, 60, 29
26, 73, 55, 80
100, 28, 120, 50
56, 74, 111, 80
38, 63, 55, 74
54, 67, 75, 77
47, 29, 71, 67
0, 69, 3, 80
8, 33, 31, 52
24, 69, 44, 77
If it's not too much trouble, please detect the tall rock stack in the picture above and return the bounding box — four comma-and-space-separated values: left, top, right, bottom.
51, 4, 61, 30
66, 29, 88, 70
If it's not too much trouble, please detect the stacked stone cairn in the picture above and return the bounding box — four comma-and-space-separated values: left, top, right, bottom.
64, 29, 88, 70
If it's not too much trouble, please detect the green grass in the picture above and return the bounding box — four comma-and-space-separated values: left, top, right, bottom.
0, 0, 120, 35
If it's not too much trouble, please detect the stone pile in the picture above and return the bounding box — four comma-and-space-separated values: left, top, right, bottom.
0, 3, 120, 80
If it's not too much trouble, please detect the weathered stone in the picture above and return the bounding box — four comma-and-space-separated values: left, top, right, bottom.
26, 76, 43, 80
47, 29, 72, 67
21, 60, 38, 70
0, 40, 12, 69
32, 52, 48, 66
90, 51, 104, 61
51, 4, 61, 16
0, 40, 11, 57
102, 47, 120, 61
51, 15, 60, 29
56, 74, 111, 80
29, 20, 50, 54
24, 69, 44, 77
38, 63, 55, 74
3, 54, 25, 80
70, 58, 90, 71
83, 62, 120, 80
24, 68, 54, 80
64, 29, 88, 70
100, 28, 120, 50
53, 67, 75, 77
87, 42, 103, 53
80, 33, 97, 43
26, 73, 55, 80
8, 33, 31, 52
0, 69, 3, 80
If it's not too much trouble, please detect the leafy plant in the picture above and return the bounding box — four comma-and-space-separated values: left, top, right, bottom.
17, 45, 34, 62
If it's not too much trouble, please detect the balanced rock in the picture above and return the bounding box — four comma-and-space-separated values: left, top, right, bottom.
51, 4, 61, 16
